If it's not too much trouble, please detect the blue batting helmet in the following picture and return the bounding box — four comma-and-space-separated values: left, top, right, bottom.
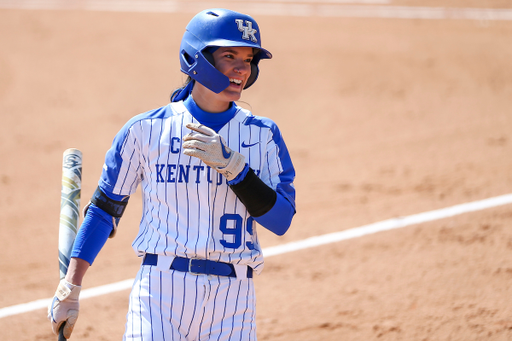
179, 8, 272, 93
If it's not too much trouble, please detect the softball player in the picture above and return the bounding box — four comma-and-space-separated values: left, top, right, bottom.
48, 8, 296, 340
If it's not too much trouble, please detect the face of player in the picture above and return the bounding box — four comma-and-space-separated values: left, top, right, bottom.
192, 46, 253, 113
212, 46, 253, 99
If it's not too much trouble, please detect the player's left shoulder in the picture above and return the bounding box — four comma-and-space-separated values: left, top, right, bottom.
233, 104, 279, 131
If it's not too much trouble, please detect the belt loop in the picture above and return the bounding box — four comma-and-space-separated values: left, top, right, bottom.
156, 255, 175, 272
233, 264, 248, 280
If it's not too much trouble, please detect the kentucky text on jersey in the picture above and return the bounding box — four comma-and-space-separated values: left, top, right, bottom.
155, 163, 261, 184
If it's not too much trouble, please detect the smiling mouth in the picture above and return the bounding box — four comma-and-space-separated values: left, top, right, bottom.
229, 78, 242, 85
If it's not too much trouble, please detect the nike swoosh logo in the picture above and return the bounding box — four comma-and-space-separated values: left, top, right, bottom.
221, 143, 231, 159
242, 141, 260, 148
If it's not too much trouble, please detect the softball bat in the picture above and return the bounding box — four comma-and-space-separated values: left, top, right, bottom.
58, 148, 83, 340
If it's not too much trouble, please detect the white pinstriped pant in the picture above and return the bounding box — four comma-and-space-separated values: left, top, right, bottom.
123, 264, 257, 341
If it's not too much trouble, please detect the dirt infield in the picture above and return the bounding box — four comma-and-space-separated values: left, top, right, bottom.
1, 4, 512, 341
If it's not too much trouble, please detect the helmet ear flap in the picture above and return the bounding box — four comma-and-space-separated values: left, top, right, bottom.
181, 50, 196, 67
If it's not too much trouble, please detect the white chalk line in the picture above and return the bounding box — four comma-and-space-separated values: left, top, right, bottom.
1, 193, 512, 319
0, 0, 512, 20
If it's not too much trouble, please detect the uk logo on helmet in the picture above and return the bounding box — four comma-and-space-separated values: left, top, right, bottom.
235, 19, 258, 43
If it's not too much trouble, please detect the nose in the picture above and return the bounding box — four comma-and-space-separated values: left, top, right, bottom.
233, 61, 250, 75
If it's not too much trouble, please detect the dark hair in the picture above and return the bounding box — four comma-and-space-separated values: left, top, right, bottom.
170, 76, 193, 102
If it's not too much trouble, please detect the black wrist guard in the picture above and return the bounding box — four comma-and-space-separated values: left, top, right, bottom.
229, 168, 277, 217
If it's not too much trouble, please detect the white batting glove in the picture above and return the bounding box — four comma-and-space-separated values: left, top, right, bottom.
48, 279, 81, 339
183, 123, 245, 181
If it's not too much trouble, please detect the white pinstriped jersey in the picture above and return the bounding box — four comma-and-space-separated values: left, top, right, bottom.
99, 101, 296, 275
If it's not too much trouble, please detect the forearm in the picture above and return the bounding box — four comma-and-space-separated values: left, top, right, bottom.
253, 192, 295, 236
228, 166, 276, 217
65, 257, 90, 286
65, 203, 112, 285
71, 203, 114, 265
229, 165, 295, 235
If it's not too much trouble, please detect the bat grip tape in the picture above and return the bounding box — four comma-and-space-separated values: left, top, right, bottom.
90, 187, 129, 218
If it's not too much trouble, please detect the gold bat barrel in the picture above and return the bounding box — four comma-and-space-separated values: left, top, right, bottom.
59, 148, 83, 280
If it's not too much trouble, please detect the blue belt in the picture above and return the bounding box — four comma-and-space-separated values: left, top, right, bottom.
142, 253, 253, 278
